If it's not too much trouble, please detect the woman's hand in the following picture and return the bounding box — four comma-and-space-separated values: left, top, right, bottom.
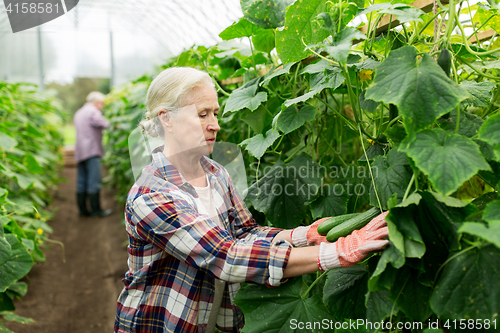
290, 217, 331, 247
318, 211, 389, 270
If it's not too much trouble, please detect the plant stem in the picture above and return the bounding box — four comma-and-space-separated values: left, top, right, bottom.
387, 114, 402, 128
402, 173, 415, 202
359, 126, 383, 210
457, 57, 500, 80
319, 97, 357, 130
455, 17, 500, 56
433, 244, 479, 285
302, 271, 328, 299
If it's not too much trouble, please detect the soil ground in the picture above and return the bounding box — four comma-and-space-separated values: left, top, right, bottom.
4, 165, 129, 333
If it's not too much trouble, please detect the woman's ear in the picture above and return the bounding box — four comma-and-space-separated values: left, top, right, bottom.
158, 110, 172, 132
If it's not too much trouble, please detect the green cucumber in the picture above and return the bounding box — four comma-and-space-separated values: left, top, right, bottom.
326, 207, 381, 242
317, 213, 361, 236
437, 48, 452, 78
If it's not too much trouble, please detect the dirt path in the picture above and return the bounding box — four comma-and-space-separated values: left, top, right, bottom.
5, 165, 129, 333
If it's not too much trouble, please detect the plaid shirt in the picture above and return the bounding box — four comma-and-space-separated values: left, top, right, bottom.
114, 150, 292, 333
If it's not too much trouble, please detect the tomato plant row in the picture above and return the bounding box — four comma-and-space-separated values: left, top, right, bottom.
103, 0, 500, 331
0, 81, 65, 328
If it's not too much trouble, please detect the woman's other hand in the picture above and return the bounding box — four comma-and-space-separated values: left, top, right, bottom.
318, 211, 389, 270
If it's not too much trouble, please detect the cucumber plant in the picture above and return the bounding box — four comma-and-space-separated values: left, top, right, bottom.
0, 81, 65, 327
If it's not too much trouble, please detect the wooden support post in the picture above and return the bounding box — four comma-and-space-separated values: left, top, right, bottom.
360, 0, 449, 36
468, 29, 496, 44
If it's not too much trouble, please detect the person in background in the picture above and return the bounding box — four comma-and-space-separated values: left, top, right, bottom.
74, 91, 113, 218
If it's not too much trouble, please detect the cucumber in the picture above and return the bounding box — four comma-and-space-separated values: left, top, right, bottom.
437, 48, 452, 78
316, 213, 361, 236
326, 207, 381, 242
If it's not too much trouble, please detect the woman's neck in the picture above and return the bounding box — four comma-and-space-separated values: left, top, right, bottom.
162, 147, 206, 187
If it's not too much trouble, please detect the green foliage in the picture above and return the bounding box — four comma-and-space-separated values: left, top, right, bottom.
233, 276, 332, 333
102, 0, 500, 330
365, 46, 467, 139
0, 81, 64, 319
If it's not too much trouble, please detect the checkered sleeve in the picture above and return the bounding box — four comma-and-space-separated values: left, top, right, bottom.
128, 190, 291, 287
222, 168, 283, 243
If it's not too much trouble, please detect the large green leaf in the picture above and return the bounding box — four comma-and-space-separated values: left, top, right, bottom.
275, 0, 331, 64
0, 234, 33, 292
386, 194, 426, 259
219, 17, 264, 40
460, 80, 496, 107
309, 184, 349, 219
233, 276, 332, 333
252, 29, 276, 53
241, 106, 274, 134
400, 129, 491, 196
430, 245, 500, 322
323, 265, 369, 320
277, 105, 316, 134
369, 148, 413, 210
459, 222, 500, 249
240, 129, 280, 159
321, 28, 366, 64
365, 290, 398, 324
478, 112, 500, 161
246, 153, 322, 228
389, 266, 433, 322
368, 243, 404, 292
437, 110, 484, 138
240, 0, 294, 29
365, 46, 467, 138
224, 81, 268, 113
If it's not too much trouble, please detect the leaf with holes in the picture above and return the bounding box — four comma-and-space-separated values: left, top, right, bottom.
275, 0, 331, 64
240, 0, 295, 29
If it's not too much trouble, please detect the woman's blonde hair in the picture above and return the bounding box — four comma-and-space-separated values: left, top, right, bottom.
139, 67, 215, 137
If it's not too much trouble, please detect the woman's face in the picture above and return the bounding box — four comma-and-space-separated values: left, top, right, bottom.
165, 84, 220, 156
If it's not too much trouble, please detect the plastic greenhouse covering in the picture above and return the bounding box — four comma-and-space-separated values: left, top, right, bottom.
0, 0, 242, 86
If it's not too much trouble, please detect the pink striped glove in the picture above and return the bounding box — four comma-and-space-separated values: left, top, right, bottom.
291, 217, 330, 247
318, 211, 389, 270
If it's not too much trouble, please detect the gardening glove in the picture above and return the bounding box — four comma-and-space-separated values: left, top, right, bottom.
291, 217, 330, 247
318, 211, 389, 270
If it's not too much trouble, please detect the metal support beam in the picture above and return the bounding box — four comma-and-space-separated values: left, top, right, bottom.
37, 26, 45, 90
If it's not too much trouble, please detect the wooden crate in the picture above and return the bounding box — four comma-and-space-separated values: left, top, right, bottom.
63, 145, 77, 167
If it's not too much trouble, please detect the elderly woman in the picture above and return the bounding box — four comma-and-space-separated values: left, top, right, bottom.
114, 67, 389, 333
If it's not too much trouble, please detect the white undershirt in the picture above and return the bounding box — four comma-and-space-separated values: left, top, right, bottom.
193, 175, 225, 333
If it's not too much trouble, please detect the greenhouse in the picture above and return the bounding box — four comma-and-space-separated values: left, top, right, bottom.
0, 0, 499, 332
